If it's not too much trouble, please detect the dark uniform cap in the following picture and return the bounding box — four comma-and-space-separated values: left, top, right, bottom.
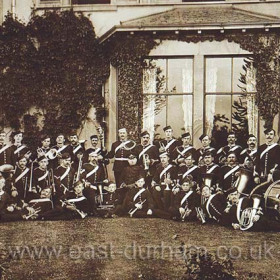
183, 152, 193, 159
140, 131, 150, 137
199, 134, 208, 141
159, 151, 170, 157
202, 149, 214, 158
163, 125, 172, 132
38, 155, 48, 162
181, 132, 191, 138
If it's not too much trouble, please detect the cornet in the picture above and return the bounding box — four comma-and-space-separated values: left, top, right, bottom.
128, 199, 147, 217
37, 148, 58, 160
60, 200, 87, 219
195, 207, 206, 224
23, 207, 41, 220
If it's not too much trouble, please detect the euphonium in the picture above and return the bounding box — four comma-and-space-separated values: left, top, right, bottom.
239, 195, 262, 231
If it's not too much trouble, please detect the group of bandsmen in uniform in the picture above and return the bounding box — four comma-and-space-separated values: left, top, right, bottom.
0, 125, 280, 231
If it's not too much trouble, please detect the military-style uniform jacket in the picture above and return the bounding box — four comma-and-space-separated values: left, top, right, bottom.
255, 143, 280, 180
204, 192, 228, 222
155, 138, 180, 155
217, 144, 242, 165
84, 146, 108, 164
134, 144, 159, 176
12, 166, 30, 200
152, 163, 177, 188
32, 167, 50, 194
220, 164, 240, 193
107, 140, 135, 172
81, 163, 106, 186
54, 166, 75, 194
51, 144, 72, 169
8, 144, 30, 167
0, 144, 12, 166
239, 148, 257, 166
199, 163, 221, 188
171, 145, 197, 165
69, 143, 85, 172
61, 192, 90, 214
169, 189, 200, 217
196, 147, 217, 166
123, 187, 154, 212
177, 164, 200, 184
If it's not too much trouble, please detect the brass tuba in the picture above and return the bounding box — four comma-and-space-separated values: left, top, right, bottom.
239, 195, 262, 231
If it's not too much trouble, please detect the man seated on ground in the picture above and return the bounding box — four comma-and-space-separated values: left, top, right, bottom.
168, 175, 200, 222
40, 181, 89, 221
112, 176, 154, 218
1, 187, 53, 222
119, 152, 145, 203
96, 181, 122, 218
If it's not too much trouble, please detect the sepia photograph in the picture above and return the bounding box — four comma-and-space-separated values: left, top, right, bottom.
0, 0, 280, 279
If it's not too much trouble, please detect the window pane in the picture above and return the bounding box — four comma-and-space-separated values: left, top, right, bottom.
168, 59, 193, 93
167, 95, 192, 137
233, 57, 246, 93
143, 59, 167, 94
205, 95, 231, 147
143, 95, 167, 140
206, 58, 231, 93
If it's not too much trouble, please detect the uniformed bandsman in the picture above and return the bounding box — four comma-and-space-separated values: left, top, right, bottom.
196, 134, 217, 166
199, 150, 221, 190
31, 156, 50, 195
217, 131, 242, 165
171, 132, 196, 165
220, 152, 241, 195
134, 131, 159, 187
177, 152, 200, 185
255, 128, 280, 184
54, 153, 75, 199
151, 152, 177, 210
156, 126, 180, 155
0, 130, 12, 167
8, 131, 31, 167
51, 133, 71, 169
239, 134, 257, 169
107, 128, 136, 187
69, 133, 85, 172
169, 176, 200, 221
11, 155, 30, 201
81, 151, 107, 215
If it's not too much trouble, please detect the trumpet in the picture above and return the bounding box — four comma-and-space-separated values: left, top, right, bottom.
195, 207, 206, 224
60, 200, 87, 219
128, 199, 147, 217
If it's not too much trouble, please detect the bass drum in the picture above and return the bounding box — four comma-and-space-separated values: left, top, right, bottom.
264, 180, 280, 217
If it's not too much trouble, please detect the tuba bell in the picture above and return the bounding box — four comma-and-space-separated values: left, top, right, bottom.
239, 195, 262, 231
